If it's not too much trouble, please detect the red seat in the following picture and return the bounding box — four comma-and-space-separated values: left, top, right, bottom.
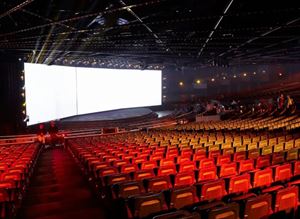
141, 160, 157, 170
271, 152, 285, 165
256, 155, 271, 169
157, 165, 177, 176
216, 154, 231, 165
274, 186, 299, 212
198, 179, 227, 201
208, 150, 220, 159
134, 169, 155, 181
253, 168, 273, 188
169, 186, 199, 209
293, 160, 300, 176
104, 173, 131, 186
166, 151, 178, 159
198, 167, 217, 182
160, 158, 175, 167
228, 173, 251, 194
274, 163, 292, 182
112, 160, 130, 167
145, 176, 172, 193
238, 159, 254, 174
132, 157, 147, 164
178, 161, 197, 173
174, 172, 195, 188
207, 203, 240, 219
98, 167, 118, 177
248, 149, 260, 160
113, 181, 145, 199
150, 154, 164, 161
219, 162, 237, 178
181, 150, 193, 157
192, 152, 206, 162
199, 158, 215, 169
233, 151, 246, 162
243, 194, 272, 219
128, 192, 168, 218
120, 164, 139, 174
177, 156, 191, 164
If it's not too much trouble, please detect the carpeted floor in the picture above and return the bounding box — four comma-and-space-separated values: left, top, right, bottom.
17, 148, 107, 219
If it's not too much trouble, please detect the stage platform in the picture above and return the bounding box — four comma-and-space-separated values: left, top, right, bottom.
61, 108, 154, 122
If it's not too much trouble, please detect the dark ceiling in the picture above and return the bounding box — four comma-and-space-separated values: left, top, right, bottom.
0, 0, 299, 69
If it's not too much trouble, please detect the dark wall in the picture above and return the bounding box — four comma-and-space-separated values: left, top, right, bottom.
162, 63, 300, 103
0, 56, 24, 135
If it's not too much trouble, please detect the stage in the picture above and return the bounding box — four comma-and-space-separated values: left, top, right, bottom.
61, 107, 154, 122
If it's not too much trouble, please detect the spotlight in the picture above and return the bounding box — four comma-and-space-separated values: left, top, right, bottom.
21, 92, 25, 97
278, 72, 283, 76
243, 73, 247, 77
233, 75, 237, 78
196, 79, 201, 84
22, 102, 26, 107
253, 72, 256, 75
211, 78, 215, 82
179, 81, 184, 86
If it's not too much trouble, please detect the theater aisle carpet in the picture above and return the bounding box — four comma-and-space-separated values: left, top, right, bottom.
18, 148, 107, 219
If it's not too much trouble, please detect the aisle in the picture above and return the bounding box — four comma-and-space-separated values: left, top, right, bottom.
18, 148, 107, 219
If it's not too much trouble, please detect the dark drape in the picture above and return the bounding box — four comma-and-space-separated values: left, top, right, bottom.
0, 56, 24, 135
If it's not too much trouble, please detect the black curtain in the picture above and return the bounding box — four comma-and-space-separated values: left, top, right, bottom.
0, 56, 24, 135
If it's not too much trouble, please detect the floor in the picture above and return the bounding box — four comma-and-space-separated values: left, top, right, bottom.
18, 148, 107, 219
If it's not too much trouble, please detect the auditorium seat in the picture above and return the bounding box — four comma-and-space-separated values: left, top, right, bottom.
256, 155, 270, 169
199, 158, 215, 169
237, 159, 254, 174
274, 163, 292, 182
120, 164, 139, 174
134, 169, 155, 181
216, 154, 231, 165
242, 193, 272, 218
104, 173, 131, 187
228, 173, 251, 194
169, 186, 198, 209
145, 177, 172, 193
98, 167, 118, 177
233, 151, 246, 162
198, 167, 217, 182
141, 161, 157, 170
160, 158, 175, 167
293, 160, 300, 177
207, 203, 239, 219
113, 181, 145, 199
0, 189, 9, 219
253, 168, 273, 188
274, 186, 299, 213
178, 161, 197, 173
271, 152, 285, 165
158, 165, 177, 176
128, 192, 168, 218
218, 163, 237, 178
197, 179, 226, 201
152, 210, 201, 219
174, 172, 196, 188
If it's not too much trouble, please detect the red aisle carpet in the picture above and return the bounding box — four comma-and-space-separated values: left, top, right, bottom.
18, 148, 107, 219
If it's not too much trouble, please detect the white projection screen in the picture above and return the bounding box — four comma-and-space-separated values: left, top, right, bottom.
24, 63, 162, 125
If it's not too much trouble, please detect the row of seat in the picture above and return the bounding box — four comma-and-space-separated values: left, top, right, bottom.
67, 129, 300, 218
0, 143, 40, 218
168, 115, 299, 131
